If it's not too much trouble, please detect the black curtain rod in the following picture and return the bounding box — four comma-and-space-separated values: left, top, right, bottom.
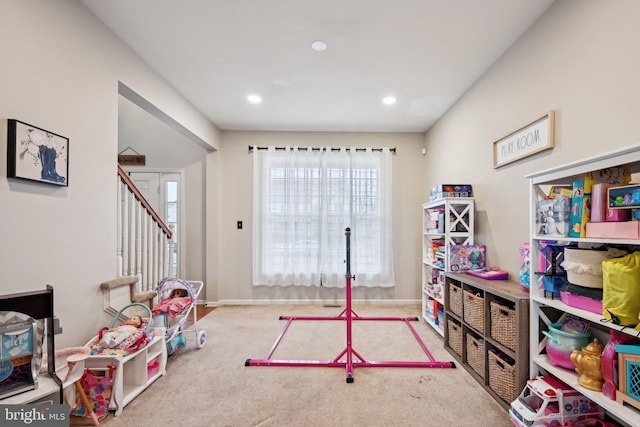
248, 145, 396, 153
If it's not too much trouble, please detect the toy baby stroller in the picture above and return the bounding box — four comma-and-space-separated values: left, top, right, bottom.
152, 277, 207, 355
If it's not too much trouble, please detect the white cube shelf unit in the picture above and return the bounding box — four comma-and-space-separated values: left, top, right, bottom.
84, 327, 167, 416
421, 197, 474, 336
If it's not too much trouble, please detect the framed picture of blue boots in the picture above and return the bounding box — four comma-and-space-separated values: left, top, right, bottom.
7, 119, 69, 186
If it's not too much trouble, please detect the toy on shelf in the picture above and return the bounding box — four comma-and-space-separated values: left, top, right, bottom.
509, 376, 604, 427
569, 174, 593, 238
559, 282, 602, 315
428, 184, 472, 202
615, 344, 640, 411
562, 247, 626, 289
448, 244, 485, 272
601, 330, 640, 401
571, 338, 605, 392
519, 242, 530, 292
536, 197, 570, 237
608, 184, 640, 209
466, 267, 508, 280
542, 319, 591, 370
535, 242, 567, 299
569, 167, 640, 237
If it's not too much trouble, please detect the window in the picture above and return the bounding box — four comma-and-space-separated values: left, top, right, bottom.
165, 179, 178, 277
252, 147, 394, 287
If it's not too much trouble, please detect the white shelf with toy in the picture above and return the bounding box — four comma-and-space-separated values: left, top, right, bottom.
533, 354, 640, 425
421, 197, 475, 337
84, 328, 166, 416
527, 145, 640, 426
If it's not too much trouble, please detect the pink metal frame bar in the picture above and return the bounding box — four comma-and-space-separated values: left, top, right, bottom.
246, 228, 455, 382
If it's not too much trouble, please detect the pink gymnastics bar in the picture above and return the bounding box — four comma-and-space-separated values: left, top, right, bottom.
245, 228, 456, 382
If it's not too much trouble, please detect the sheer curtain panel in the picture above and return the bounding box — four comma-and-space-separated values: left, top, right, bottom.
252, 147, 394, 288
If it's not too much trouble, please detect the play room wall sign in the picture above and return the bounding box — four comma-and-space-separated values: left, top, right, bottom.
493, 111, 555, 168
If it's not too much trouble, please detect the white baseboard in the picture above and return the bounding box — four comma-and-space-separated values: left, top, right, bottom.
205, 299, 420, 307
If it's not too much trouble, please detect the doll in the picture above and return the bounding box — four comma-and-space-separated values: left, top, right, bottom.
98, 315, 142, 348
169, 288, 188, 298
152, 288, 192, 317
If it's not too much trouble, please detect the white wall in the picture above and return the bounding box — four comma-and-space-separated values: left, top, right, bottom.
210, 131, 426, 304
0, 0, 218, 348
423, 0, 640, 279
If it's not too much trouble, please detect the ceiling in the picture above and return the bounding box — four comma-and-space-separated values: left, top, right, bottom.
81, 0, 555, 134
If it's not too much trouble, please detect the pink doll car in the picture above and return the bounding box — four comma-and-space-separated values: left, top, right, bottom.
510, 376, 605, 427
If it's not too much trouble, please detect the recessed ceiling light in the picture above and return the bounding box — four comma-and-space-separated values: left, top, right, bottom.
311, 40, 327, 52
382, 96, 397, 105
247, 94, 262, 104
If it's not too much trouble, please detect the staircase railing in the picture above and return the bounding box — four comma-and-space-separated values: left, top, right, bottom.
117, 164, 175, 295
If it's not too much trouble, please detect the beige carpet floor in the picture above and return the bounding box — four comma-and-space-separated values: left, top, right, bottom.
87, 304, 512, 427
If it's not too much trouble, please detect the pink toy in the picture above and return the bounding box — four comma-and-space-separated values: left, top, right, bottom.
542, 322, 591, 370
590, 183, 612, 222
601, 329, 640, 400
466, 267, 508, 280
510, 376, 604, 427
560, 291, 602, 315
545, 342, 575, 370
519, 242, 530, 291
39, 346, 90, 374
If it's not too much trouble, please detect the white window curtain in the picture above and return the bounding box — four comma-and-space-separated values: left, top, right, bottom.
252, 147, 394, 288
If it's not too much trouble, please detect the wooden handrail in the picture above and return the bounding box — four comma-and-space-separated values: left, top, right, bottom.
117, 164, 172, 239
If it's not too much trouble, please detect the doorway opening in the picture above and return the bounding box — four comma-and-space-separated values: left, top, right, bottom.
129, 171, 182, 278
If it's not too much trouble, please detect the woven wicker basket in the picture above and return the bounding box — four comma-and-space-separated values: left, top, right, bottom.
490, 301, 516, 350
465, 333, 485, 378
448, 283, 463, 317
463, 290, 484, 334
562, 247, 626, 288
447, 319, 462, 356
488, 351, 516, 402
